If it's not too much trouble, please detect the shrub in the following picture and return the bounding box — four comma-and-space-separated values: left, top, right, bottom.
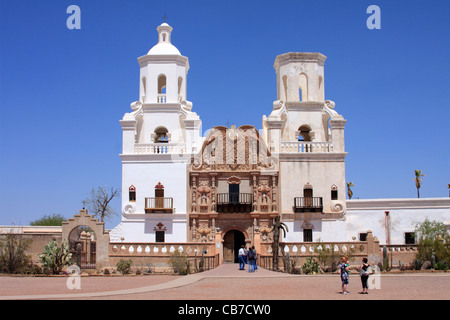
0, 233, 34, 274
116, 259, 132, 275
169, 249, 189, 275
435, 260, 448, 271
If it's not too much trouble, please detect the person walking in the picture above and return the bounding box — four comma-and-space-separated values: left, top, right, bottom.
247, 247, 256, 273
359, 257, 370, 294
339, 256, 350, 294
238, 245, 246, 270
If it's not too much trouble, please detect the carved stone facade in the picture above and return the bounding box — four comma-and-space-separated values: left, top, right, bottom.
188, 126, 279, 247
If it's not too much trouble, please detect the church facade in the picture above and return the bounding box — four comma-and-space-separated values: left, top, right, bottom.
109, 23, 449, 262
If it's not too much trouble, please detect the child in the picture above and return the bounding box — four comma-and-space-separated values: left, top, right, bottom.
339, 257, 350, 294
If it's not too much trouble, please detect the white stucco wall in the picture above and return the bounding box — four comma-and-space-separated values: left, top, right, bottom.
284, 219, 347, 242
346, 198, 450, 245
109, 214, 187, 243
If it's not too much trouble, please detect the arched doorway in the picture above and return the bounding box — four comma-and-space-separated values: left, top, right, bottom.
68, 226, 96, 270
61, 209, 110, 270
223, 230, 246, 263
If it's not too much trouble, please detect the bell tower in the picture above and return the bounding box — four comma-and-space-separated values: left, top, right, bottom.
263, 52, 348, 242
113, 23, 202, 243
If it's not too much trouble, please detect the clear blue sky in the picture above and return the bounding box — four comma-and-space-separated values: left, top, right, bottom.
1, 0, 449, 229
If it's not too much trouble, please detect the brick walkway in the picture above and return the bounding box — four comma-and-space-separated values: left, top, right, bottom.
1, 263, 449, 300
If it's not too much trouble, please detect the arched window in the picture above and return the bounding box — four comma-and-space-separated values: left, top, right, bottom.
318, 76, 324, 100
178, 76, 183, 97
129, 185, 136, 202
299, 73, 308, 101
298, 125, 312, 142
141, 77, 147, 102
158, 74, 167, 103
154, 126, 169, 143
282, 75, 288, 101
331, 185, 338, 200
158, 75, 166, 94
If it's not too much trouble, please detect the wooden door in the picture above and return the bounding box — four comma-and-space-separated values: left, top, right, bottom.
155, 189, 164, 208
304, 188, 313, 207
223, 231, 235, 263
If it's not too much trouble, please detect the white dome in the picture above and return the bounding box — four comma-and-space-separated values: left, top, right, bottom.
147, 42, 181, 55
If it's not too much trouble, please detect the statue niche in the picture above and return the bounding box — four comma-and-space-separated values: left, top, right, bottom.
258, 180, 271, 212
197, 179, 211, 213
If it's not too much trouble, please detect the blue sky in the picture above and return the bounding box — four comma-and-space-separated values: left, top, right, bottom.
1, 0, 449, 229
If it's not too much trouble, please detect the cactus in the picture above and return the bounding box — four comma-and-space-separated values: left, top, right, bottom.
382, 246, 390, 271
39, 239, 73, 275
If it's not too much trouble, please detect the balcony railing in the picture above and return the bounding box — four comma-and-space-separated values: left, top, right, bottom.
294, 197, 323, 213
157, 94, 166, 103
135, 143, 186, 154
281, 142, 334, 153
216, 193, 253, 213
145, 197, 173, 213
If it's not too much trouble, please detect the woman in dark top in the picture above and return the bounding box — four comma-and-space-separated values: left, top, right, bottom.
360, 257, 370, 294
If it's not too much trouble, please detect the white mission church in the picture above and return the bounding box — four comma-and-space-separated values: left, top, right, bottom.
109, 23, 449, 262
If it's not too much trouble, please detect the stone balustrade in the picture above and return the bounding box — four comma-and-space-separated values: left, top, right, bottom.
260, 241, 368, 256
134, 143, 186, 154
109, 242, 216, 257
281, 141, 334, 153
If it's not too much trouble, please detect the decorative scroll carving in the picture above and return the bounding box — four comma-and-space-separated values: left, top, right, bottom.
153, 222, 167, 232
227, 176, 241, 185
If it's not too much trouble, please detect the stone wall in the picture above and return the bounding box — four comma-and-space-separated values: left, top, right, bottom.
0, 226, 62, 263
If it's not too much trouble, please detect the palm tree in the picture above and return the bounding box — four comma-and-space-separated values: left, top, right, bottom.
346, 182, 354, 199
414, 170, 425, 198
271, 215, 288, 271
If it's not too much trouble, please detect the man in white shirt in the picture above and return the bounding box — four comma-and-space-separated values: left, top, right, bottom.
238, 245, 246, 270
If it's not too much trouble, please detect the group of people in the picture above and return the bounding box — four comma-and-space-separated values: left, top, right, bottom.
238, 245, 258, 272
339, 256, 371, 295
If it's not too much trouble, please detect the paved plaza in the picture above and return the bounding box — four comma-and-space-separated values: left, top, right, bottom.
1, 264, 449, 300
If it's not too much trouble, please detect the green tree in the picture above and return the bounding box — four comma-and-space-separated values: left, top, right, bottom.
414, 218, 449, 268
414, 169, 425, 198
30, 214, 66, 226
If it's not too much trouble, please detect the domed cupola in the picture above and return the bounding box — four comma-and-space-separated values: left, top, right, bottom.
147, 23, 181, 56
137, 22, 189, 104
